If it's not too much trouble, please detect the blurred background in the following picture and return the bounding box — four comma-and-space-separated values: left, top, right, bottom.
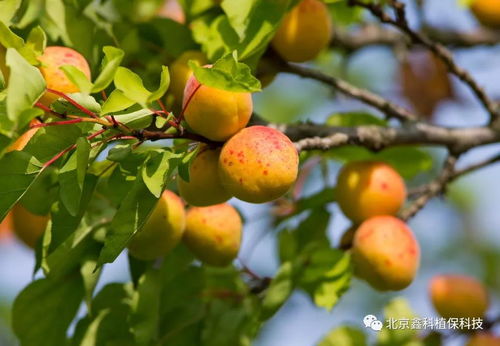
1, 0, 500, 345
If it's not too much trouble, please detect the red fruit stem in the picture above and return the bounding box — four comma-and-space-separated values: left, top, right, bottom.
31, 118, 83, 128
45, 89, 99, 119
177, 83, 202, 125
34, 102, 66, 119
157, 99, 168, 115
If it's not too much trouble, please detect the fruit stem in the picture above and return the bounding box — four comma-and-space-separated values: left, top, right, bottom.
34, 102, 66, 119
177, 83, 202, 125
45, 89, 99, 119
30, 118, 84, 128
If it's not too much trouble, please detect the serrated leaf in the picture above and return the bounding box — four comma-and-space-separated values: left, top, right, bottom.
92, 46, 125, 93
59, 138, 91, 216
114, 66, 151, 106
261, 261, 294, 321
0, 151, 43, 221
101, 90, 135, 115
191, 52, 261, 92
97, 172, 159, 266
61, 65, 93, 94
147, 65, 170, 103
142, 151, 177, 198
12, 274, 84, 346
6, 48, 45, 121
25, 26, 47, 56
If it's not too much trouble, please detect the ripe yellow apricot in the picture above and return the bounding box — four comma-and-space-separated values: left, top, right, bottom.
11, 204, 50, 248
178, 146, 232, 206
429, 275, 489, 319
158, 0, 185, 23
7, 119, 40, 152
183, 204, 242, 267
272, 0, 332, 62
336, 161, 406, 224
169, 51, 207, 104
0, 212, 13, 241
128, 190, 186, 261
182, 73, 253, 142
352, 216, 420, 291
471, 0, 500, 28
37, 46, 91, 105
218, 126, 299, 203
467, 333, 500, 346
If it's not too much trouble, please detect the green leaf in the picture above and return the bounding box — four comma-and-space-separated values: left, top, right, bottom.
43, 175, 100, 277
377, 298, 420, 346
114, 66, 152, 106
12, 274, 84, 346
0, 151, 43, 221
191, 52, 261, 92
0, 21, 38, 64
81, 255, 102, 310
112, 109, 154, 129
147, 18, 198, 57
107, 143, 133, 162
25, 26, 47, 56
326, 112, 387, 127
61, 65, 93, 94
261, 261, 294, 321
51, 93, 101, 117
147, 65, 170, 102
92, 46, 125, 93
6, 48, 45, 122
0, 0, 22, 25
101, 90, 135, 115
300, 247, 352, 311
142, 150, 178, 198
376, 147, 433, 179
130, 266, 162, 345
318, 326, 367, 346
59, 137, 91, 216
97, 172, 160, 266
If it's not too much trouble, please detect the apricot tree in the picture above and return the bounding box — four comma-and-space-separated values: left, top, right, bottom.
0, 0, 499, 345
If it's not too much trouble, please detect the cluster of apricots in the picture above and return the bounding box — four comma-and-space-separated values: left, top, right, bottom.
429, 274, 499, 344
128, 190, 242, 267
336, 161, 420, 291
178, 69, 299, 205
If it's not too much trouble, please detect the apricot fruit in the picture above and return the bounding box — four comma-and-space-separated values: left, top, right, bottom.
37, 46, 91, 105
158, 0, 185, 23
272, 0, 332, 62
467, 333, 500, 346
471, 0, 500, 28
7, 119, 40, 152
336, 161, 406, 224
218, 126, 299, 203
11, 204, 50, 248
429, 275, 489, 319
178, 146, 232, 206
128, 190, 186, 261
0, 212, 13, 241
182, 73, 253, 141
169, 51, 207, 104
183, 203, 242, 267
352, 216, 420, 291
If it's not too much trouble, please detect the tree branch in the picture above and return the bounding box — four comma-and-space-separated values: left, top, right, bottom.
280, 62, 418, 122
278, 123, 500, 153
332, 24, 500, 52
348, 0, 500, 123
